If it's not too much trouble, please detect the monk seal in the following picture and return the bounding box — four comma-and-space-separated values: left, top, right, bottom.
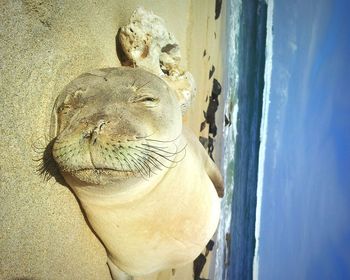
50, 67, 223, 279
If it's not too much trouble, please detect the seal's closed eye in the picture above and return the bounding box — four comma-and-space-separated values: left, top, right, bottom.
129, 95, 160, 107
138, 96, 157, 102
57, 104, 71, 114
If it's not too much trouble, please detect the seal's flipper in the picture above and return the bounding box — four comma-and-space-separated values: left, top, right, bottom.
204, 155, 224, 198
107, 258, 133, 280
183, 127, 224, 198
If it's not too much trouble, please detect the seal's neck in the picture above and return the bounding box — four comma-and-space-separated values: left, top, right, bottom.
65, 168, 167, 206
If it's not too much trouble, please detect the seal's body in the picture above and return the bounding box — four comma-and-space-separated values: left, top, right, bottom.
51, 67, 223, 279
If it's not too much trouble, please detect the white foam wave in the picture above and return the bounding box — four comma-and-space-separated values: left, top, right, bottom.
253, 0, 275, 279
213, 0, 242, 279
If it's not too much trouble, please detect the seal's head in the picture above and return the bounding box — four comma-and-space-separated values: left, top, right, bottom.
51, 67, 183, 187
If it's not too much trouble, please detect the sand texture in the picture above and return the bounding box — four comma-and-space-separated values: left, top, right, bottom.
0, 1, 226, 279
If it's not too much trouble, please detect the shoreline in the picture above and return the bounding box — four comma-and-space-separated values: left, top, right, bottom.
184, 1, 228, 279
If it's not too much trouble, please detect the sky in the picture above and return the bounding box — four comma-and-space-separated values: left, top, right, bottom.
257, 0, 350, 279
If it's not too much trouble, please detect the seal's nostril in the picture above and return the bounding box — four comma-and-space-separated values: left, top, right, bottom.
97, 120, 106, 131
83, 131, 92, 139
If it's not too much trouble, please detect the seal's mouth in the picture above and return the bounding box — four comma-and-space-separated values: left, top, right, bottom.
72, 167, 134, 177
64, 168, 135, 185
53, 132, 186, 185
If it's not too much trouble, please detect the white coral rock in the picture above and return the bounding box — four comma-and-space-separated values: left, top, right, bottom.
119, 7, 196, 114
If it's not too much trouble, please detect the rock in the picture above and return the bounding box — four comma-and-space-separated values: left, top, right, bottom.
209, 65, 215, 79
199, 136, 209, 149
211, 78, 222, 98
206, 239, 215, 251
215, 0, 223, 20
118, 7, 196, 113
225, 114, 232, 127
193, 253, 207, 280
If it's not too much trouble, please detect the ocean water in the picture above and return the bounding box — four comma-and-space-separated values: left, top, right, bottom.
214, 0, 272, 279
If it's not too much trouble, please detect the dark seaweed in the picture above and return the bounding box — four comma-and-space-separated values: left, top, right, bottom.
215, 0, 223, 20
225, 114, 232, 127
199, 78, 222, 160
209, 65, 216, 79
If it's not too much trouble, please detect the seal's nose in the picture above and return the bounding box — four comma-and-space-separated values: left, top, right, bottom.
82, 120, 106, 145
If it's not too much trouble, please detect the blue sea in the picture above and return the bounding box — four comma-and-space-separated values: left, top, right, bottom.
214, 0, 274, 279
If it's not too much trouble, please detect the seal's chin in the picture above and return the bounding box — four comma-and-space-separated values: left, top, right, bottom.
65, 168, 136, 185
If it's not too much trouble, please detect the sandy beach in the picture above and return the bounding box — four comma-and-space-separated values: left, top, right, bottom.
0, 1, 226, 279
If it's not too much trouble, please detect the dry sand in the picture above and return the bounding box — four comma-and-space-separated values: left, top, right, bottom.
0, 1, 226, 279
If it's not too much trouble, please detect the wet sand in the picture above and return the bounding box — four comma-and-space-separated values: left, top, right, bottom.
0, 1, 226, 279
